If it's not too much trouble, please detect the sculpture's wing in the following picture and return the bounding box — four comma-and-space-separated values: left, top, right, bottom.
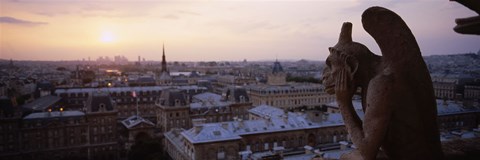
362, 6, 424, 70
362, 6, 439, 135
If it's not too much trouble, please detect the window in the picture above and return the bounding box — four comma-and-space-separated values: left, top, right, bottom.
217, 147, 225, 160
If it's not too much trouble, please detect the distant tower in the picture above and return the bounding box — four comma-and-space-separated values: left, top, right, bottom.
136, 56, 141, 66
161, 43, 168, 73
267, 59, 287, 85
156, 43, 172, 85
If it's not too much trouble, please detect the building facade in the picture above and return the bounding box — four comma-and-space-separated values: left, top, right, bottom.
247, 84, 335, 110
20, 111, 88, 160
85, 92, 119, 160
247, 61, 335, 110
164, 105, 348, 160
55, 86, 208, 122
464, 84, 480, 100
156, 89, 192, 133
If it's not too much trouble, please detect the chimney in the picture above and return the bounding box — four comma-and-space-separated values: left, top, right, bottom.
313, 149, 324, 157
339, 141, 349, 150
265, 116, 272, 126
194, 125, 203, 134
222, 123, 229, 130
238, 119, 244, 128
304, 145, 313, 154
323, 113, 329, 121
192, 118, 206, 126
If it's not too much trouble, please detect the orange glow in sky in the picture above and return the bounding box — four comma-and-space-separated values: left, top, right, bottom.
0, 0, 479, 61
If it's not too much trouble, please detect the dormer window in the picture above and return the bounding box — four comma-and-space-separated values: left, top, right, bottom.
175, 99, 181, 106
240, 95, 245, 102
99, 103, 106, 111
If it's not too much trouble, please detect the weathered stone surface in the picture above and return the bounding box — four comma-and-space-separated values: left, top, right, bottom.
322, 6, 444, 160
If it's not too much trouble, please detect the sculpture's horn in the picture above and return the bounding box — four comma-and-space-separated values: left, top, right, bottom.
338, 22, 353, 44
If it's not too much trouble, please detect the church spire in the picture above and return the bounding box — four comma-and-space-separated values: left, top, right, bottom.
161, 43, 167, 73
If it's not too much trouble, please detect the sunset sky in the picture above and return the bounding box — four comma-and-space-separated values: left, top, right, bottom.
1, 0, 479, 61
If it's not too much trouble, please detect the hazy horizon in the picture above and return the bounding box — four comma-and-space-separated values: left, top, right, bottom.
1, 0, 479, 61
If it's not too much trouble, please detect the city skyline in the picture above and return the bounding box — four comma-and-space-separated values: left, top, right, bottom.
1, 0, 479, 61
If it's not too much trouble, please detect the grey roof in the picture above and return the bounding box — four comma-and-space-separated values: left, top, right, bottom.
193, 92, 222, 102
172, 79, 188, 84
182, 123, 242, 144
87, 92, 115, 112
190, 101, 230, 109
158, 71, 172, 80
436, 100, 480, 116
248, 104, 285, 118
22, 95, 61, 111
24, 111, 85, 120
121, 115, 155, 129
223, 87, 249, 103
158, 89, 187, 106
272, 61, 284, 74
180, 105, 349, 144
55, 86, 206, 94
136, 76, 156, 83
247, 83, 325, 92
191, 92, 230, 109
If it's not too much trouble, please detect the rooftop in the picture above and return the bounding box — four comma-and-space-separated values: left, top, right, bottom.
21, 95, 61, 111
193, 92, 222, 102
182, 123, 242, 144
248, 104, 285, 118
24, 110, 85, 120
180, 105, 349, 144
436, 99, 480, 116
247, 83, 325, 92
55, 85, 207, 94
121, 115, 155, 129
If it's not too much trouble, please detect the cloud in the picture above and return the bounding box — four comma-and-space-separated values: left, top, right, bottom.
162, 14, 179, 20
0, 16, 48, 26
177, 10, 201, 16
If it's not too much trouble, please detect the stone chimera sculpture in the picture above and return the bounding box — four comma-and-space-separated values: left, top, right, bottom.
322, 6, 444, 160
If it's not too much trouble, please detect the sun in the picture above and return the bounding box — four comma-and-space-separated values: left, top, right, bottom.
100, 31, 116, 43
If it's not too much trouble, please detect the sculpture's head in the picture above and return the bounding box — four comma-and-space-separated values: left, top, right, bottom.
323, 22, 375, 95
323, 47, 358, 95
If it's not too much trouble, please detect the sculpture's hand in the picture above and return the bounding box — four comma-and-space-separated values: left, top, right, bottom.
334, 68, 355, 102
